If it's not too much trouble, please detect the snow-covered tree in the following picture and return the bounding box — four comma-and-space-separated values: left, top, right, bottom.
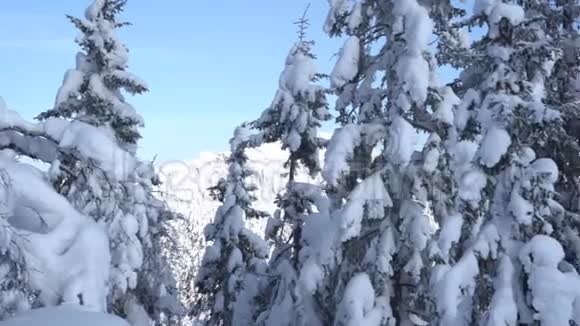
430, 0, 470, 73
32, 1, 182, 324
47, 133, 182, 326
252, 14, 330, 176
304, 0, 460, 324
0, 169, 36, 320
429, 1, 580, 324
531, 0, 580, 215
0, 97, 119, 319
36, 0, 146, 153
161, 211, 203, 324
249, 12, 331, 325
195, 126, 269, 326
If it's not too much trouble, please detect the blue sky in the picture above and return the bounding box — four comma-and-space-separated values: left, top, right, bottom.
0, 1, 475, 162
0, 1, 345, 162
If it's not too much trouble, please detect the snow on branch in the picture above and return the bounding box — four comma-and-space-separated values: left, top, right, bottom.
0, 98, 135, 181
0, 157, 110, 312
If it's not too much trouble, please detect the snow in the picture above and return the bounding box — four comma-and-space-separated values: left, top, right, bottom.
335, 273, 383, 326
259, 261, 301, 326
515, 146, 536, 166
299, 196, 338, 292
300, 262, 324, 294
377, 228, 396, 276
401, 200, 434, 253
55, 69, 84, 108
279, 44, 318, 95
454, 140, 479, 170
396, 54, 430, 105
0, 99, 135, 181
104, 37, 130, 71
531, 158, 559, 184
437, 213, 463, 262
331, 36, 360, 88
508, 190, 533, 225
123, 297, 153, 326
322, 124, 362, 186
432, 251, 479, 324
0, 157, 110, 312
110, 70, 149, 93
474, 0, 494, 15
240, 228, 269, 258
59, 121, 136, 181
340, 172, 392, 241
489, 3, 524, 26
458, 169, 487, 206
478, 127, 511, 168
422, 148, 440, 174
160, 141, 319, 218
404, 251, 425, 280
409, 313, 428, 326
0, 99, 65, 139
519, 236, 580, 325
453, 139, 487, 206
388, 116, 415, 166
324, 0, 349, 33
472, 224, 500, 260
232, 273, 262, 326
347, 2, 363, 30
455, 89, 480, 131
392, 0, 433, 105
519, 235, 564, 270
475, 1, 524, 39
530, 102, 561, 124
392, 0, 433, 54
433, 87, 460, 125
0, 306, 129, 326
487, 44, 512, 61
216, 202, 243, 241
87, 75, 143, 126
475, 1, 524, 26
486, 256, 517, 326
85, 0, 106, 20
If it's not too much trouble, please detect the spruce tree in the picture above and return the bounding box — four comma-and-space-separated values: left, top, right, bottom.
196, 126, 269, 326
0, 98, 128, 318
313, 1, 459, 324
0, 170, 35, 320
248, 11, 331, 325
36, 0, 146, 153
34, 1, 182, 324
430, 1, 580, 324
532, 0, 580, 215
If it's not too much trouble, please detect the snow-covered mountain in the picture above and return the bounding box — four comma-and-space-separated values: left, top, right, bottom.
158, 142, 320, 222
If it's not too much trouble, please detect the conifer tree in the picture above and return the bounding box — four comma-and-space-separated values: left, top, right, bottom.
0, 97, 130, 319
34, 1, 182, 324
430, 1, 580, 324
532, 0, 580, 215
37, 0, 146, 153
0, 170, 35, 320
196, 126, 269, 326
313, 1, 457, 324
246, 9, 331, 325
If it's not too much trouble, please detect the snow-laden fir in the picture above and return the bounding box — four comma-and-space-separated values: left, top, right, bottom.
0, 1, 180, 325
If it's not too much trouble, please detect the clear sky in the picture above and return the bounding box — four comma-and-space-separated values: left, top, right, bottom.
0, 1, 476, 163
0, 1, 345, 162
